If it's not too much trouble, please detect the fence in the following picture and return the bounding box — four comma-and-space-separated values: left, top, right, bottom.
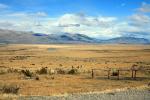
91, 66, 150, 80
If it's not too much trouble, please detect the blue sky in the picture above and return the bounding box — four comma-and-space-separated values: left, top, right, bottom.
0, 0, 148, 16
0, 0, 150, 39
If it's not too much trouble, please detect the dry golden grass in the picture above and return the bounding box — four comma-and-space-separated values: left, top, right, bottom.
0, 44, 150, 96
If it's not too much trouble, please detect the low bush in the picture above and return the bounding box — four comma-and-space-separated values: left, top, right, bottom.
36, 67, 48, 74
35, 76, 39, 80
0, 70, 6, 75
51, 76, 54, 80
7, 68, 19, 73
68, 68, 78, 74
56, 68, 66, 74
144, 71, 150, 77
7, 68, 13, 73
0, 85, 20, 94
111, 69, 119, 76
112, 71, 118, 76
21, 69, 33, 78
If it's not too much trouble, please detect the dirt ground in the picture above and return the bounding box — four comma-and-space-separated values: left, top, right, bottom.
0, 44, 150, 96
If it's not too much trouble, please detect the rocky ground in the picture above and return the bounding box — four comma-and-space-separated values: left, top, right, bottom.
2, 86, 150, 100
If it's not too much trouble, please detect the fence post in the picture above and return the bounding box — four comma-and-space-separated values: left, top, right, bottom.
108, 69, 110, 79
134, 70, 137, 79
92, 69, 94, 78
131, 69, 134, 78
117, 70, 120, 80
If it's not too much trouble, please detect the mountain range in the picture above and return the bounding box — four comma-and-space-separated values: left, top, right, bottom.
0, 29, 149, 44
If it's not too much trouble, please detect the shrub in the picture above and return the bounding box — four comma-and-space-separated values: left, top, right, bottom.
56, 68, 66, 74
68, 68, 78, 74
13, 69, 19, 73
7, 68, 19, 73
35, 76, 39, 80
0, 70, 6, 75
7, 68, 13, 73
21, 69, 33, 78
36, 67, 48, 74
111, 69, 118, 76
0, 85, 20, 94
112, 71, 118, 76
144, 71, 150, 77
148, 82, 150, 87
59, 64, 63, 67
51, 76, 54, 80
48, 69, 56, 75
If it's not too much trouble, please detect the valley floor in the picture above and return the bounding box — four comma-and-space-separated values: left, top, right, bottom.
0, 44, 150, 97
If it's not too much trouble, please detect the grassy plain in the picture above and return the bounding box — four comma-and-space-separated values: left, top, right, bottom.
0, 44, 150, 96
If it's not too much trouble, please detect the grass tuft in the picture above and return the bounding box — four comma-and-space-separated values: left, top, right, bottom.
0, 85, 20, 94
21, 69, 33, 78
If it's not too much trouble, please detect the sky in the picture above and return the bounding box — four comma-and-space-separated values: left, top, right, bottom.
0, 0, 150, 39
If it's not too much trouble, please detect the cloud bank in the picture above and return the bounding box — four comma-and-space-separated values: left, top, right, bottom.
0, 2, 150, 39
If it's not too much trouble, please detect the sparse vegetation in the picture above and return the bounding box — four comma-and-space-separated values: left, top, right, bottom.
7, 68, 14, 73
0, 44, 150, 97
68, 68, 78, 74
35, 76, 40, 80
56, 68, 66, 74
111, 69, 118, 76
51, 76, 54, 80
21, 69, 33, 78
0, 70, 6, 75
144, 71, 150, 77
7, 68, 19, 73
0, 85, 20, 94
36, 67, 48, 74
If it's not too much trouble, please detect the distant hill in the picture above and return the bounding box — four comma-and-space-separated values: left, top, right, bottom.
0, 29, 149, 44
101, 37, 150, 44
0, 29, 56, 44
0, 29, 97, 44
46, 33, 96, 43
32, 33, 49, 37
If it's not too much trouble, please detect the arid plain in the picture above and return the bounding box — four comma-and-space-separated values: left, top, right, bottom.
0, 44, 150, 96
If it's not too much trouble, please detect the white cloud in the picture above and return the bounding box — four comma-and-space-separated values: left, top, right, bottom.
36, 12, 47, 17
52, 13, 119, 38
0, 21, 14, 29
0, 9, 150, 39
120, 2, 150, 39
6, 12, 47, 18
57, 14, 117, 28
0, 11, 50, 33
137, 2, 150, 13
0, 12, 139, 39
129, 14, 150, 26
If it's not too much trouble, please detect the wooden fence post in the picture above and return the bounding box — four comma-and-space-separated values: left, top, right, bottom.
134, 70, 137, 79
108, 70, 110, 79
131, 69, 134, 78
92, 69, 94, 78
117, 70, 120, 80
